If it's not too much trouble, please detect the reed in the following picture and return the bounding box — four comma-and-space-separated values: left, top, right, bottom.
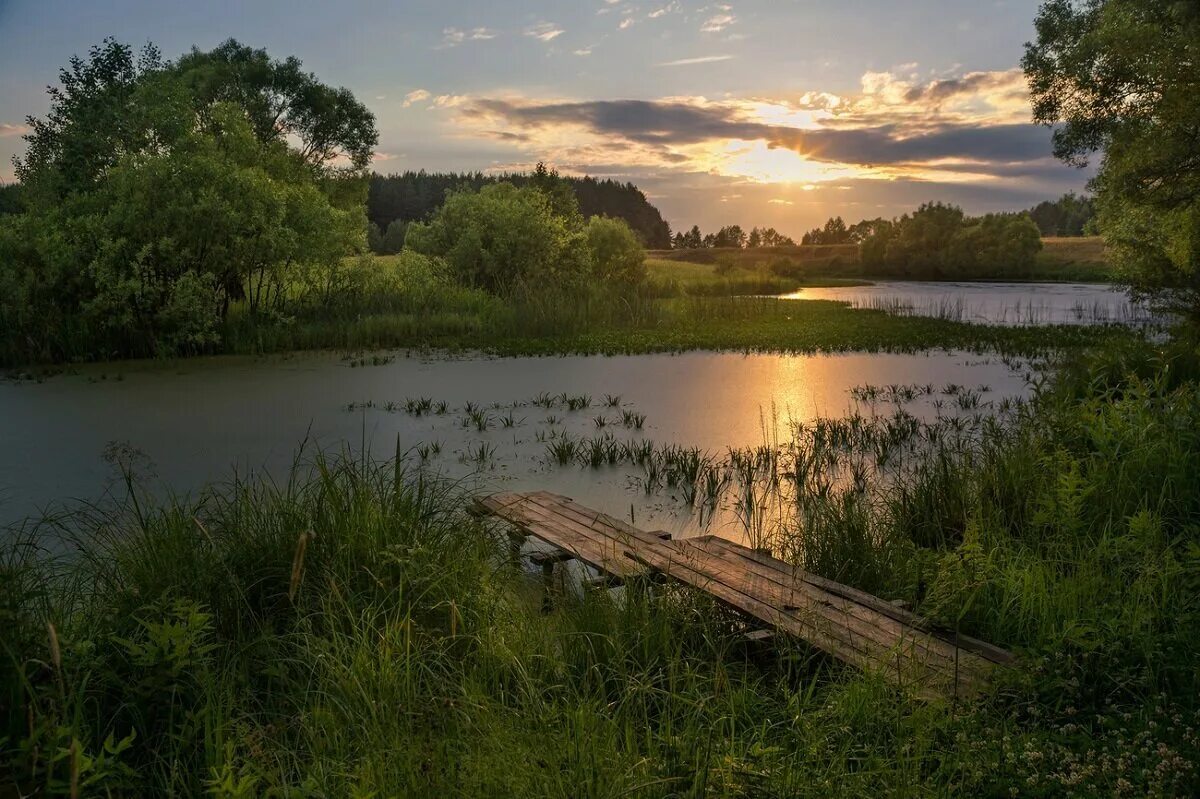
3, 341, 1199, 796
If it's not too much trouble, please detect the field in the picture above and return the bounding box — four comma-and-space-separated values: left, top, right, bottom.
647, 237, 1114, 283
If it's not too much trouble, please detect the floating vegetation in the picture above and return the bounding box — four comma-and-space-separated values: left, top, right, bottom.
405, 397, 435, 416
603, 394, 622, 408
416, 441, 443, 461
565, 394, 592, 411
346, 353, 395, 368
545, 435, 580, 465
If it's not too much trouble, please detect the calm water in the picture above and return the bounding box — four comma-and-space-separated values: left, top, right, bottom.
780, 281, 1146, 326
0, 350, 1031, 537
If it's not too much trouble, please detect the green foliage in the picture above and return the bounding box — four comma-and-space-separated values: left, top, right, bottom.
405, 183, 590, 293
369, 167, 673, 248
0, 39, 375, 363
858, 202, 1043, 278
1025, 0, 1200, 320
172, 39, 377, 170
585, 216, 646, 285
0, 183, 24, 216
4, 342, 1200, 795
1027, 192, 1096, 236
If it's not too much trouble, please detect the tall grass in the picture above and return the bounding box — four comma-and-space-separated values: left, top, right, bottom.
3, 340, 1200, 795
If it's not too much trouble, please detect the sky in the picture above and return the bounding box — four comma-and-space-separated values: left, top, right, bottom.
0, 0, 1093, 238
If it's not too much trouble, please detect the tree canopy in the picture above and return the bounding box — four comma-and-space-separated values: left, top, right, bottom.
1, 39, 375, 362
368, 168, 672, 249
1024, 0, 1200, 318
671, 224, 794, 249
858, 203, 1043, 278
405, 174, 644, 294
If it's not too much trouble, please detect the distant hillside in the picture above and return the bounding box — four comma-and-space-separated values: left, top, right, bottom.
369, 171, 672, 248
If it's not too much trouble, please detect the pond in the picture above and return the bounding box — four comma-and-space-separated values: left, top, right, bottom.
779, 281, 1146, 326
0, 350, 1033, 540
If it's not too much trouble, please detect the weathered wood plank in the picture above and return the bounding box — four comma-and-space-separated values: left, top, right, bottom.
684, 536, 1005, 677
627, 537, 992, 696
473, 491, 1012, 699
696, 536, 1014, 666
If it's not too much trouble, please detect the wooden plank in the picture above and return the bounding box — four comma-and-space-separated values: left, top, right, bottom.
678, 537, 996, 685
473, 491, 1010, 698
477, 492, 648, 579
629, 536, 993, 696
693, 536, 1014, 666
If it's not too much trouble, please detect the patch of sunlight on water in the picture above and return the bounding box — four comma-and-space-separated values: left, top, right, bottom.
778, 281, 1150, 326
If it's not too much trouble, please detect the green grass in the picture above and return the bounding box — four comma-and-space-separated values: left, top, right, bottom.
2, 249, 1123, 370
223, 293, 1140, 362
4, 338, 1200, 796
1033, 236, 1114, 282
648, 237, 1115, 284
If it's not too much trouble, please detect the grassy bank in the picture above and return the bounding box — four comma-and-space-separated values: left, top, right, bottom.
2, 249, 1126, 370
647, 237, 1114, 284
223, 293, 1138, 362
3, 339, 1199, 796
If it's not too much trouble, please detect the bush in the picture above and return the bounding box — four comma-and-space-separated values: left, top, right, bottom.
585, 216, 646, 286
406, 183, 591, 293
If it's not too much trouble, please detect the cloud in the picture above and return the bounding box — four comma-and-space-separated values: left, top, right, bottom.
648, 2, 680, 18
402, 89, 431, 108
525, 22, 565, 42
0, 123, 30, 137
574, 47, 594, 56
619, 17, 635, 30
700, 13, 736, 32
452, 68, 1055, 187
656, 55, 734, 67
439, 27, 496, 47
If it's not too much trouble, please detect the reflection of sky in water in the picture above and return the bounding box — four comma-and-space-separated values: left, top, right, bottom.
0, 351, 1032, 537
779, 281, 1147, 326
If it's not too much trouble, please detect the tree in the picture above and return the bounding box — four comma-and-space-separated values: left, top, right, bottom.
585, 216, 646, 285
381, 220, 408, 254
802, 216, 852, 245
172, 39, 377, 170
2, 39, 374, 360
0, 184, 22, 216
1027, 192, 1096, 236
405, 183, 590, 292
712, 225, 747, 248
1024, 0, 1200, 319
367, 169, 672, 247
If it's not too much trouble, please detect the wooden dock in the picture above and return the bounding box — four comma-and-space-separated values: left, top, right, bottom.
473, 490, 1014, 700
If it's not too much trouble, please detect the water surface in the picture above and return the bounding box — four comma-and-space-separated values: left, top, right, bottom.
780, 281, 1144, 326
0, 350, 1031, 536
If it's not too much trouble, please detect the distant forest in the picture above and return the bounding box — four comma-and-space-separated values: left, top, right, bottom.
368, 170, 672, 249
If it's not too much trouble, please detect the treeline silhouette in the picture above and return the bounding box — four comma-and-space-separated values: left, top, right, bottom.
797, 203, 1043, 278
670, 224, 795, 249
1026, 192, 1095, 237
368, 170, 672, 249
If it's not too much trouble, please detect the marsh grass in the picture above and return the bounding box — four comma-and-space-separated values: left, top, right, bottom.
3, 341, 1200, 796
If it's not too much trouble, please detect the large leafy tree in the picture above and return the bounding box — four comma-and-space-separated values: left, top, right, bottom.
1024, 0, 1200, 319
2, 39, 375, 361
172, 40, 377, 170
